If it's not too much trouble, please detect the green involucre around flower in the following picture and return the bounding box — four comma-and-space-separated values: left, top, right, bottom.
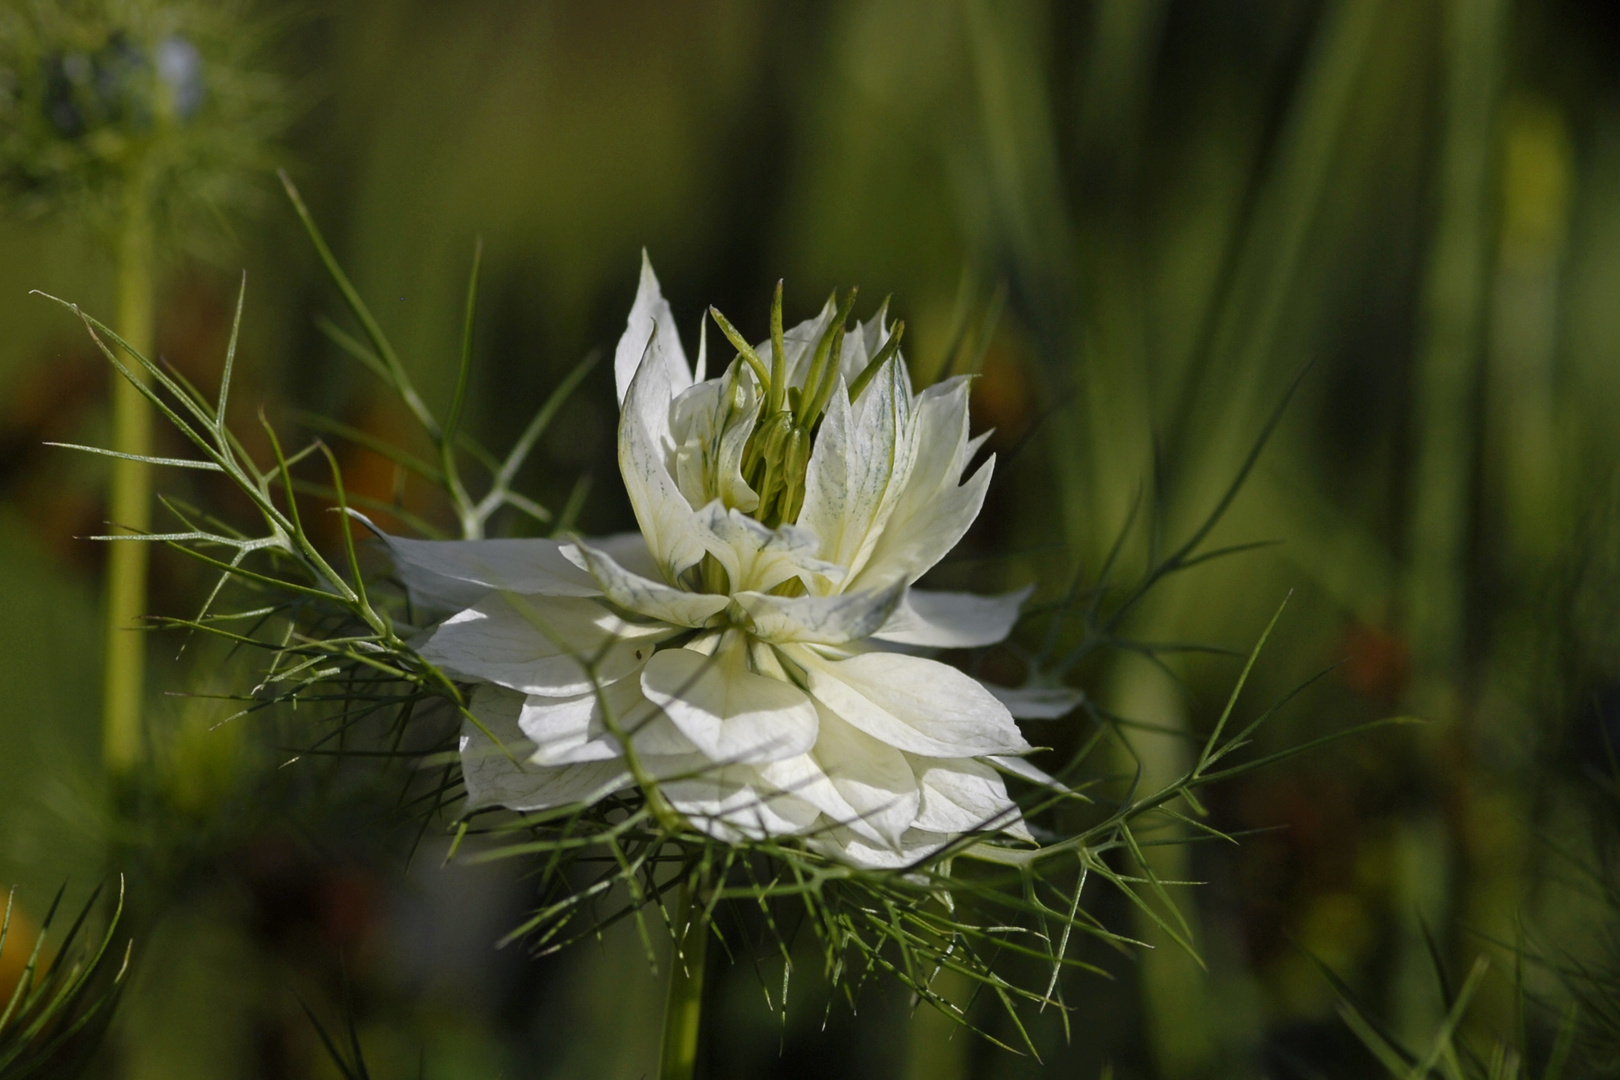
390, 256, 1069, 868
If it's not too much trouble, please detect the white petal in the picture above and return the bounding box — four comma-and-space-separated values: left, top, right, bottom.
797, 368, 916, 583
711, 371, 764, 513
790, 647, 1031, 758
871, 586, 1031, 648
641, 633, 819, 763
520, 676, 695, 765
908, 755, 1031, 841
587, 532, 662, 580
735, 582, 905, 645
663, 764, 820, 842
758, 703, 918, 848
692, 503, 842, 594
808, 826, 954, 869
614, 251, 692, 405
986, 754, 1090, 807
420, 593, 672, 697
670, 378, 725, 508
838, 305, 892, 387
847, 377, 991, 592
669, 361, 762, 513
986, 683, 1085, 719
620, 336, 709, 577
460, 685, 631, 811
568, 540, 727, 627
694, 315, 708, 383
382, 533, 601, 613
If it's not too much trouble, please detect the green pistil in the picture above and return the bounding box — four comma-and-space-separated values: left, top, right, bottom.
698, 551, 730, 595
846, 320, 906, 401
708, 305, 769, 389
741, 410, 790, 483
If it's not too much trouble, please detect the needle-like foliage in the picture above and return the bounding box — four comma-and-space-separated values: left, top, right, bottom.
0, 879, 130, 1080
36, 180, 1405, 1053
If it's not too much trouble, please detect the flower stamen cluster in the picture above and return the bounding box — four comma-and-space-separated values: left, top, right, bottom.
708, 283, 903, 531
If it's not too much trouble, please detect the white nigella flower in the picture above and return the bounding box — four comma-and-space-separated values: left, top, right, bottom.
387, 256, 1063, 868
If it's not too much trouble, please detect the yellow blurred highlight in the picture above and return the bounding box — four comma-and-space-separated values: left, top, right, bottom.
150, 674, 253, 821
1266, 891, 1376, 1021
0, 894, 47, 1007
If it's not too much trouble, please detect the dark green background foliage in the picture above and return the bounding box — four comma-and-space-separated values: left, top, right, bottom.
3, 0, 1620, 1076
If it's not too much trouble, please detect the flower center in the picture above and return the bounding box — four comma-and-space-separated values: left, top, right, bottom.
709, 282, 904, 529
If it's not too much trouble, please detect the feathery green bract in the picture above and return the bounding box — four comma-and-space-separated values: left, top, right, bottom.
30, 179, 1397, 1053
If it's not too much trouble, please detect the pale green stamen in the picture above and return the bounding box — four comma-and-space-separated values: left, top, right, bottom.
798, 288, 858, 430
767, 279, 787, 417
709, 284, 897, 528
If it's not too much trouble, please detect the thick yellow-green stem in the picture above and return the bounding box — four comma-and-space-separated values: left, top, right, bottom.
1398, 0, 1508, 1046
658, 883, 709, 1080
1111, 655, 1219, 1078
103, 192, 156, 779
1405, 0, 1505, 715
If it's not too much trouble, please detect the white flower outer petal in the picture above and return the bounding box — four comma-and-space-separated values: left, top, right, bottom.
986, 753, 1082, 801
421, 593, 671, 697
614, 252, 692, 406
620, 332, 710, 578
789, 646, 1032, 758
583, 532, 664, 580
662, 765, 820, 843
906, 755, 1032, 841
384, 534, 602, 613
461, 685, 631, 811
986, 683, 1085, 720
871, 586, 1032, 649
808, 826, 955, 870
519, 675, 695, 765
758, 702, 918, 849
641, 635, 819, 764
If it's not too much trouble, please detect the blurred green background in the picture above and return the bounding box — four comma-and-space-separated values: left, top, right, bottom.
4, 0, 1620, 1076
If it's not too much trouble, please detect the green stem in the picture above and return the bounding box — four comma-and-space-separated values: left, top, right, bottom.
1405, 0, 1505, 708
103, 190, 155, 779
1398, 0, 1508, 1047
658, 883, 708, 1080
